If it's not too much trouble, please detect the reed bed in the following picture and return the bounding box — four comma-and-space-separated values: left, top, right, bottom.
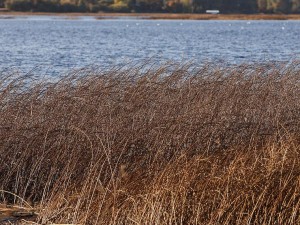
0, 62, 300, 224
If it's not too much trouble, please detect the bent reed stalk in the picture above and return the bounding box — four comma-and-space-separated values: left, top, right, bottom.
0, 62, 300, 224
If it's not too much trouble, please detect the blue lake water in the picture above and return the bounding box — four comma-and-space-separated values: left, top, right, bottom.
0, 16, 300, 75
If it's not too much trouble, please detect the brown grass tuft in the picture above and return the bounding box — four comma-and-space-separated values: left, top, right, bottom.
0, 62, 300, 224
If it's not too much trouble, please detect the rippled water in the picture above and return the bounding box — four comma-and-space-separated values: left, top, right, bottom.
0, 16, 300, 74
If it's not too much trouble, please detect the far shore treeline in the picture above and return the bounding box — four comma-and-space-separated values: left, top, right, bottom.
0, 0, 300, 14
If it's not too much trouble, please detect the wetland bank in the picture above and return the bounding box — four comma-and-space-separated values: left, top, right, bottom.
0, 62, 300, 224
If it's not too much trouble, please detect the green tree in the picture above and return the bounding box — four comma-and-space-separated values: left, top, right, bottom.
276, 0, 291, 13
221, 0, 257, 13
137, 0, 164, 12
191, 0, 222, 12
221, 0, 238, 13
191, 0, 209, 13
239, 0, 257, 13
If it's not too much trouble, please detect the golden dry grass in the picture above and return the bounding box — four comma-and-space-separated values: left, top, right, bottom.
0, 62, 300, 224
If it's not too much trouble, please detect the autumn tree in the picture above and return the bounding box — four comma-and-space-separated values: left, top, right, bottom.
291, 0, 300, 12
257, 0, 267, 12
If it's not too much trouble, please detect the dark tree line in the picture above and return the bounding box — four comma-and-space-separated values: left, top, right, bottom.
192, 0, 300, 13
2, 0, 300, 13
191, 0, 257, 13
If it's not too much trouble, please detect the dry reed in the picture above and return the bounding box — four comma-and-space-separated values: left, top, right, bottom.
0, 62, 300, 224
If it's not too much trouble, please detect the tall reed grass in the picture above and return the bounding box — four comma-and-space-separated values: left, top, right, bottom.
0, 62, 300, 224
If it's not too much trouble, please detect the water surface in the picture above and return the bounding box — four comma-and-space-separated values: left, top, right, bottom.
0, 16, 300, 74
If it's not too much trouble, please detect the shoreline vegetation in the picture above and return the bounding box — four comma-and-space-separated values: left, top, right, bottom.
1, 0, 300, 14
2, 12, 300, 20
0, 62, 300, 224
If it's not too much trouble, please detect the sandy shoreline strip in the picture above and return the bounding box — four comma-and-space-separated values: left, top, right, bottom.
0, 11, 300, 20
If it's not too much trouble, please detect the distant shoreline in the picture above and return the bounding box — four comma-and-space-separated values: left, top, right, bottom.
1, 11, 300, 20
